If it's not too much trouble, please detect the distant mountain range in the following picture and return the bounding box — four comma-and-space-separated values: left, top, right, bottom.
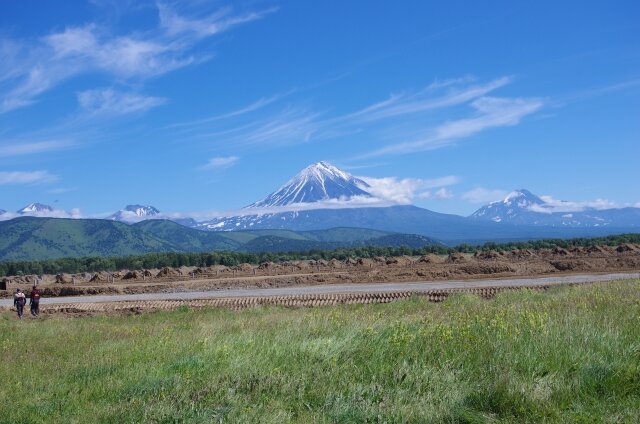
190, 162, 640, 241
0, 218, 440, 261
2, 162, 639, 247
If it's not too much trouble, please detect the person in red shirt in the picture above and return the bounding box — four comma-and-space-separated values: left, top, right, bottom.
29, 285, 41, 317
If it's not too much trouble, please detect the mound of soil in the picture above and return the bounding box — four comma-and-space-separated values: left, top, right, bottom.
616, 243, 638, 253
328, 259, 342, 269
418, 254, 443, 264
55, 273, 74, 284
192, 268, 208, 276
156, 267, 181, 278
357, 258, 374, 267
446, 252, 468, 264
4, 275, 39, 285
550, 260, 593, 271
89, 272, 110, 283
460, 262, 514, 275
509, 249, 536, 259
585, 245, 607, 254
344, 258, 359, 266
474, 250, 500, 260
296, 261, 313, 270
122, 270, 142, 280
234, 263, 254, 272
552, 247, 571, 256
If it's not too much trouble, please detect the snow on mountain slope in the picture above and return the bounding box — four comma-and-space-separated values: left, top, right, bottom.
17, 203, 55, 215
470, 189, 545, 223
108, 205, 161, 223
246, 161, 371, 208
470, 190, 640, 227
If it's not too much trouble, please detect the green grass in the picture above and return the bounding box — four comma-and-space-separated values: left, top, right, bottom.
1, 281, 639, 423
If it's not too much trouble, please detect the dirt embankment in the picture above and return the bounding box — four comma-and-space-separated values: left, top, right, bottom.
1, 244, 639, 298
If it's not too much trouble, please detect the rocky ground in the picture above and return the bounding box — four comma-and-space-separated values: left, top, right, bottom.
2, 243, 639, 298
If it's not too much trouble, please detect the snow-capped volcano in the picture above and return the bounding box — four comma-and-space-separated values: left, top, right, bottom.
108, 205, 161, 223
470, 189, 640, 227
247, 161, 372, 208
471, 189, 545, 223
17, 203, 55, 215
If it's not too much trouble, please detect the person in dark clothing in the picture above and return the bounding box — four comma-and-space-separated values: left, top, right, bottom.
30, 285, 41, 317
13, 289, 26, 319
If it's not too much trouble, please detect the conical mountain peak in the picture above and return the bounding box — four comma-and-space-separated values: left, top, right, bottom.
247, 161, 372, 208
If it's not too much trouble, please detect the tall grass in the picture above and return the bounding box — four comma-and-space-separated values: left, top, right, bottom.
1, 280, 639, 423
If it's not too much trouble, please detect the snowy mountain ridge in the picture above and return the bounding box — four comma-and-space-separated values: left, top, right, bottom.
108, 205, 161, 223
470, 190, 640, 227
17, 203, 55, 215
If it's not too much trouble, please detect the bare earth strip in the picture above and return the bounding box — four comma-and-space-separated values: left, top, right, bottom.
1, 272, 637, 315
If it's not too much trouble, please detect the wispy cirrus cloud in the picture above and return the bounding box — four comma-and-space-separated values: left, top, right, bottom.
0, 170, 58, 185
200, 156, 239, 170
363, 96, 543, 157
0, 2, 274, 114
48, 187, 77, 194
170, 76, 542, 157
335, 76, 512, 124
0, 139, 75, 158
77, 88, 167, 116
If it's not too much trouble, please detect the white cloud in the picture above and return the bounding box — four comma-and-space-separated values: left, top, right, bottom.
421, 175, 460, 189
530, 195, 619, 213
434, 187, 454, 199
77, 88, 167, 116
360, 177, 425, 204
338, 77, 512, 124
191, 108, 322, 148
0, 207, 83, 220
167, 76, 518, 151
0, 3, 273, 114
200, 156, 239, 170
365, 96, 543, 157
158, 3, 274, 38
0, 140, 74, 157
461, 187, 509, 204
48, 187, 77, 194
0, 171, 58, 185
359, 174, 460, 205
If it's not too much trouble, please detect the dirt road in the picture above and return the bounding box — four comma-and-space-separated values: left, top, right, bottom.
1, 272, 637, 308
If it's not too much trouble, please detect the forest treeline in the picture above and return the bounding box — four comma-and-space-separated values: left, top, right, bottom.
1, 233, 639, 277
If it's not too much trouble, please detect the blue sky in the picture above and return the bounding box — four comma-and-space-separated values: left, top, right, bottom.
0, 0, 638, 218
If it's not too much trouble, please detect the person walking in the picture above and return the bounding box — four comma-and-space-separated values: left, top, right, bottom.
29, 285, 41, 317
13, 289, 26, 319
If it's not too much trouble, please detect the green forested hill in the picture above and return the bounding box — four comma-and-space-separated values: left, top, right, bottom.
132, 220, 242, 251
0, 217, 178, 261
0, 218, 441, 261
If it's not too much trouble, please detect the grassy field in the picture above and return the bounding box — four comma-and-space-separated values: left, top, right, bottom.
1, 281, 639, 423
